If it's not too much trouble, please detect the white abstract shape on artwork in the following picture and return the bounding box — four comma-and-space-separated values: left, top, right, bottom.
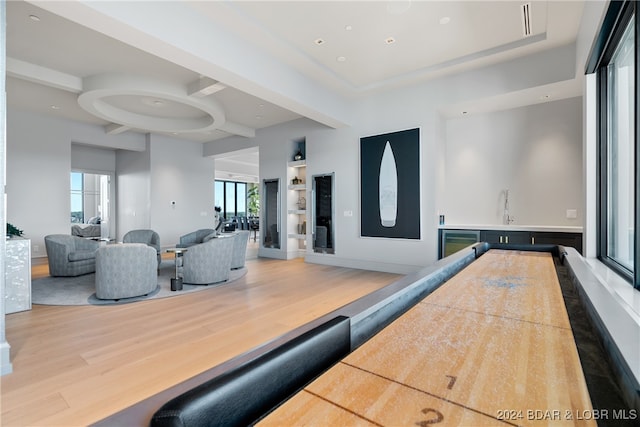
379, 141, 398, 227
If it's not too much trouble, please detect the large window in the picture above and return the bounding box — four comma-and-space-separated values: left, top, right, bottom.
590, 0, 638, 288
607, 16, 635, 272
70, 172, 84, 223
215, 180, 247, 219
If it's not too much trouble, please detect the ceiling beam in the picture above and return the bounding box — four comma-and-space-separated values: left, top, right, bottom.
218, 121, 256, 138
6, 57, 82, 93
188, 77, 226, 97
104, 123, 132, 135
29, 0, 352, 129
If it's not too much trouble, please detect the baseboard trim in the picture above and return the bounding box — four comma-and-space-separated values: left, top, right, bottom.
257, 247, 287, 260
304, 253, 422, 275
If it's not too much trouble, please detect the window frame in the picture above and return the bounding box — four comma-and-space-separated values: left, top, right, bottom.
215, 179, 248, 219
589, 0, 639, 289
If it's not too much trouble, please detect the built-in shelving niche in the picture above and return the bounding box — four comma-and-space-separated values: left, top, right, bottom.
287, 138, 308, 257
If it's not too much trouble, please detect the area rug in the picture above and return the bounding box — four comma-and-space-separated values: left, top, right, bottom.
32, 260, 247, 306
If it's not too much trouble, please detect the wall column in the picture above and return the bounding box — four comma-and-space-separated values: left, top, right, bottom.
1, 0, 14, 376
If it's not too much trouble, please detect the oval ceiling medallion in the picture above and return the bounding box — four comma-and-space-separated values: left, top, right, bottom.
78, 73, 226, 133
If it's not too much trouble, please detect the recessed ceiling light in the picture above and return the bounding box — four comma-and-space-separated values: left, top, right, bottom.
385, 37, 396, 45
141, 98, 168, 108
439, 16, 451, 25
50, 105, 60, 110
314, 38, 325, 45
29, 14, 40, 22
345, 25, 353, 31
336, 56, 347, 62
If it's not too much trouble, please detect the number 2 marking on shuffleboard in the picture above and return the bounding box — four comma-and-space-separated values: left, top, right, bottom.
413, 375, 456, 425
415, 408, 444, 425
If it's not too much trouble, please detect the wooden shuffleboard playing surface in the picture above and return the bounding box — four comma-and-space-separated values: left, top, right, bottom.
258, 250, 596, 426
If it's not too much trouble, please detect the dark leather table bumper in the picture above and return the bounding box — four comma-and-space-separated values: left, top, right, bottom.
150, 316, 350, 427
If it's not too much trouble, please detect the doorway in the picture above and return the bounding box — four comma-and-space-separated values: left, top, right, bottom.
70, 171, 113, 238
312, 173, 335, 254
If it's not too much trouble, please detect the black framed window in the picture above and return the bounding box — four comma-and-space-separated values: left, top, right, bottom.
214, 180, 247, 219
588, 0, 639, 289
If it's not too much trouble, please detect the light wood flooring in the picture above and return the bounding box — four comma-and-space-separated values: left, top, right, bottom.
1, 254, 400, 426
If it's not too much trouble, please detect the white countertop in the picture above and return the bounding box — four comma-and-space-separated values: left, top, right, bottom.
439, 224, 583, 233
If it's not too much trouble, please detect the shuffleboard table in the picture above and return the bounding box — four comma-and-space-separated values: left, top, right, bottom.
258, 250, 595, 426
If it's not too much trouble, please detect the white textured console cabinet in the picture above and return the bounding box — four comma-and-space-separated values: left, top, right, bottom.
5, 237, 31, 314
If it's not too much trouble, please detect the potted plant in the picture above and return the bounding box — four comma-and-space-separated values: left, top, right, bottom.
247, 186, 260, 216
6, 223, 24, 238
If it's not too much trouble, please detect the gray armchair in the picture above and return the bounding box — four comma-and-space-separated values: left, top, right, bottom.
44, 234, 99, 277
181, 236, 234, 285
95, 244, 158, 300
230, 230, 250, 270
177, 229, 215, 248
123, 229, 161, 266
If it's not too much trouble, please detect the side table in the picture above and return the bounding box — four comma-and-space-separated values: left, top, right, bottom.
165, 248, 188, 291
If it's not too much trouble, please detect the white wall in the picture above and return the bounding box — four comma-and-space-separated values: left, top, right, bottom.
6, 109, 150, 257
116, 140, 151, 240
443, 97, 583, 226
577, 0, 609, 259
220, 105, 439, 272
322, 45, 579, 272
206, 43, 584, 274
7, 110, 73, 257
148, 134, 216, 247
253, 119, 328, 260
71, 144, 116, 172
116, 134, 217, 247
583, 74, 597, 258
1, 0, 12, 376
7, 109, 217, 255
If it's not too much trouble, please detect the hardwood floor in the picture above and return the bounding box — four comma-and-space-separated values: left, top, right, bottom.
1, 255, 400, 426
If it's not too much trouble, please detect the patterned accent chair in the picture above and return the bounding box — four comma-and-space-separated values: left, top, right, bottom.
177, 229, 215, 248
95, 244, 158, 300
230, 230, 250, 270
44, 234, 99, 277
123, 229, 161, 266
181, 236, 235, 285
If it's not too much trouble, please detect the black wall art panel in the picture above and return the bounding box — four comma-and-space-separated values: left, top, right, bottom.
360, 128, 420, 239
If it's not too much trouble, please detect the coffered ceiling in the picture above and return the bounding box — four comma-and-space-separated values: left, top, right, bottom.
6, 0, 586, 146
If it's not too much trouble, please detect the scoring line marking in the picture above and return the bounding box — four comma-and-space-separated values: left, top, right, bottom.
303, 389, 384, 427
418, 301, 571, 331
340, 361, 522, 427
